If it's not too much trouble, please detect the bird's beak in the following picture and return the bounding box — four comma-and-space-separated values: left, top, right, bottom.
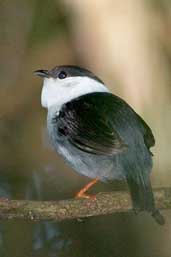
33, 69, 49, 78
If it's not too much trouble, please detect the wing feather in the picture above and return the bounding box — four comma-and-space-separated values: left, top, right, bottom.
57, 92, 155, 156
57, 93, 127, 155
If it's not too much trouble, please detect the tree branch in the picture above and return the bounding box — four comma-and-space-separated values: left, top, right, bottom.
0, 188, 170, 222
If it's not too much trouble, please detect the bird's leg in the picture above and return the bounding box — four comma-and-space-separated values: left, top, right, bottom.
75, 178, 98, 200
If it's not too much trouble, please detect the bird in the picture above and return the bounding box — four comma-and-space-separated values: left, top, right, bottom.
34, 65, 164, 225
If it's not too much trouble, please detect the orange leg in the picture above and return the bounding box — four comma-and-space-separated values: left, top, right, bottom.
75, 178, 98, 199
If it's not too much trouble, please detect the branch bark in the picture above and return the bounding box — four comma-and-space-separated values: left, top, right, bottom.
0, 188, 170, 222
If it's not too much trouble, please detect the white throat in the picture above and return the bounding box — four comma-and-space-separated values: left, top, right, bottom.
41, 76, 109, 110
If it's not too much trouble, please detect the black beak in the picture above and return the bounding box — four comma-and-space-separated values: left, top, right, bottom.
33, 69, 49, 78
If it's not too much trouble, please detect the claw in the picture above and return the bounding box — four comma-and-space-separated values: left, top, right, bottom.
75, 192, 96, 200
75, 178, 98, 200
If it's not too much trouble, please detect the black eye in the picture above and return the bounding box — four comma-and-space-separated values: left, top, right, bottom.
58, 71, 67, 79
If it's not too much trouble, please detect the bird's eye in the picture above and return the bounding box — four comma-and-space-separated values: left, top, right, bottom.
58, 71, 67, 79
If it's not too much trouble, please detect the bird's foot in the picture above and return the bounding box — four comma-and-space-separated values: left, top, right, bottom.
75, 178, 98, 200
75, 192, 96, 200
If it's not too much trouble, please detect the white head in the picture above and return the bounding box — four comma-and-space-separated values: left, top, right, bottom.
34, 65, 109, 110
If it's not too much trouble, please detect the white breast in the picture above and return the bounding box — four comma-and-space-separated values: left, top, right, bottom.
41, 76, 109, 110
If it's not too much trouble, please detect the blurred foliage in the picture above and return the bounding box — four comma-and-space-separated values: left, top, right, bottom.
28, 0, 70, 48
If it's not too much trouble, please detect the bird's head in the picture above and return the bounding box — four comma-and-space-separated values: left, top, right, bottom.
34, 65, 109, 109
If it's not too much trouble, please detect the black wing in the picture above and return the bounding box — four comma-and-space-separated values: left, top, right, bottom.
57, 93, 128, 155
136, 114, 155, 149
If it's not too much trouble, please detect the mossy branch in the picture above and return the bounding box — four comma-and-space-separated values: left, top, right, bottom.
0, 188, 170, 222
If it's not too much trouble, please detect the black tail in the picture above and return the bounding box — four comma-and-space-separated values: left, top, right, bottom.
126, 174, 165, 225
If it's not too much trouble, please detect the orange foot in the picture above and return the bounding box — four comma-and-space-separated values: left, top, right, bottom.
75, 178, 98, 200
76, 192, 97, 200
